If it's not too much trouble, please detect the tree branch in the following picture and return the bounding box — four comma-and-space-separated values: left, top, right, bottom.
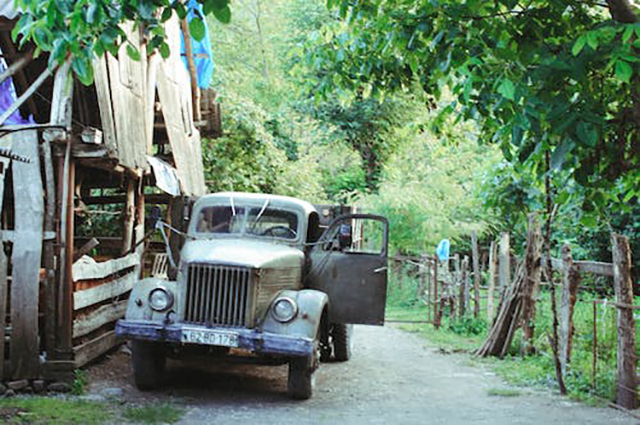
606, 0, 638, 23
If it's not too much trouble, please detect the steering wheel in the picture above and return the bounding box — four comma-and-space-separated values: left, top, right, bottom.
260, 226, 297, 238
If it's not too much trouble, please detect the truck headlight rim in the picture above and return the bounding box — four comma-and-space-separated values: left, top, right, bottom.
149, 287, 174, 312
272, 297, 298, 323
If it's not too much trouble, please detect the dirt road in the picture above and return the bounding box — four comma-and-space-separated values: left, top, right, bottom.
88, 325, 636, 425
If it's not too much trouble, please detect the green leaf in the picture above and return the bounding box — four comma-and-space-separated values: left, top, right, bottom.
72, 57, 94, 85
586, 31, 598, 50
572, 35, 586, 56
497, 79, 515, 101
576, 122, 597, 147
126, 44, 141, 61
622, 25, 634, 43
615, 60, 633, 83
189, 17, 206, 41
160, 42, 170, 59
175, 3, 187, 19
213, 5, 231, 24
161, 7, 173, 23
580, 214, 597, 228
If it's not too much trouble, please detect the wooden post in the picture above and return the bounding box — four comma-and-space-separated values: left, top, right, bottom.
42, 140, 57, 355
462, 255, 470, 315
498, 232, 510, 300
180, 18, 202, 122
471, 230, 481, 317
417, 255, 426, 300
122, 179, 136, 255
434, 257, 440, 329
10, 130, 43, 379
611, 233, 637, 410
559, 243, 581, 375
487, 240, 498, 323
62, 153, 75, 355
521, 213, 542, 356
0, 154, 9, 380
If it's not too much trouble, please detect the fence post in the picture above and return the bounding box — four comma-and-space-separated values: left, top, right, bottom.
559, 243, 581, 376
487, 240, 498, 323
612, 233, 637, 410
460, 256, 469, 316
498, 232, 510, 300
471, 230, 481, 318
434, 257, 441, 329
521, 213, 542, 356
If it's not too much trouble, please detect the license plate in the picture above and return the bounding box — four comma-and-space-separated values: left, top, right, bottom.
181, 328, 239, 347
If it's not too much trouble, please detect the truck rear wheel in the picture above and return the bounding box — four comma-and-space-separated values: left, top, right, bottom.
332, 324, 353, 362
131, 340, 166, 391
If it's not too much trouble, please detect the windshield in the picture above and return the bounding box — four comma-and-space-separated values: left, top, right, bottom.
194, 204, 299, 240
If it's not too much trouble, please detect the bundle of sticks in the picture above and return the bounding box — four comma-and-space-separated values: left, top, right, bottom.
475, 260, 526, 358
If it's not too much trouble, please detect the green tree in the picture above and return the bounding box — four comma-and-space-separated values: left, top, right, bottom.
304, 0, 638, 227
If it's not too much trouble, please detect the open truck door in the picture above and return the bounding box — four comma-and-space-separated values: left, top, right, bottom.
307, 214, 389, 325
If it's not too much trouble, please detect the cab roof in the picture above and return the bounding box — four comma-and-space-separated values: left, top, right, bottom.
195, 192, 319, 217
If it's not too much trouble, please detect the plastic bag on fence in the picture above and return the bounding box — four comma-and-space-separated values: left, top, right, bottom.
436, 239, 450, 261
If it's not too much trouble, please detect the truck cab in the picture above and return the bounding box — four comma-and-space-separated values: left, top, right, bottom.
116, 192, 389, 399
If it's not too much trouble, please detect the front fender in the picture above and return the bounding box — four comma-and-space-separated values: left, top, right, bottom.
125, 277, 179, 322
261, 289, 328, 340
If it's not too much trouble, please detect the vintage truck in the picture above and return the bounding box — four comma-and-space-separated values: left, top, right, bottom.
116, 192, 389, 399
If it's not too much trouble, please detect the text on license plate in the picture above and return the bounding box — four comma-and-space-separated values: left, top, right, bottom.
181, 329, 239, 347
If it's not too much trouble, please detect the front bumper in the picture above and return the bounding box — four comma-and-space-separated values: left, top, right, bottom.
116, 319, 315, 358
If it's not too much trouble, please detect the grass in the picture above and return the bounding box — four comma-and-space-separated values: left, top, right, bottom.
488, 388, 521, 397
385, 269, 631, 406
0, 398, 185, 425
123, 402, 184, 424
0, 398, 111, 425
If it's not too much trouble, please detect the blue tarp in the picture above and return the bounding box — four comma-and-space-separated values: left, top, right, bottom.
436, 239, 450, 261
0, 50, 35, 126
181, 0, 215, 89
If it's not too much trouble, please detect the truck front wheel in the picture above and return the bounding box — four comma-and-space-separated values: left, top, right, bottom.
131, 340, 166, 390
332, 324, 353, 362
287, 356, 314, 400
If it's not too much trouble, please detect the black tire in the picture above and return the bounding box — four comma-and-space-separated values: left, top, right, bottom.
131, 340, 166, 391
332, 324, 353, 362
287, 356, 314, 400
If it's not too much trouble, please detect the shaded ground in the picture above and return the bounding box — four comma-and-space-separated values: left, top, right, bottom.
87, 325, 637, 425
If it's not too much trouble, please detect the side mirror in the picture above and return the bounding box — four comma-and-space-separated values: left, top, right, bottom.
337, 224, 352, 250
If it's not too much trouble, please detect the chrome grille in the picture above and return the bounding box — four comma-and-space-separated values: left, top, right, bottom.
184, 264, 253, 327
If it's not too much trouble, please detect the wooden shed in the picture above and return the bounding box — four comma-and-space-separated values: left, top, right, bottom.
0, 9, 220, 385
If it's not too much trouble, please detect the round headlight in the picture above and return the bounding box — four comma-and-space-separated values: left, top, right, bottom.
272, 297, 298, 323
149, 287, 173, 311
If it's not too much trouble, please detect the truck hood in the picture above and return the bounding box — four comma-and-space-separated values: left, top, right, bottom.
180, 239, 304, 269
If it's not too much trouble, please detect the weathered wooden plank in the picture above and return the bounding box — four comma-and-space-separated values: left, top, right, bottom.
487, 241, 498, 323
73, 300, 127, 339
0, 49, 33, 86
73, 271, 137, 311
50, 60, 73, 128
72, 252, 140, 282
576, 260, 614, 277
41, 139, 57, 355
498, 233, 510, 299
122, 179, 135, 255
0, 66, 55, 126
92, 56, 118, 156
612, 233, 637, 410
73, 330, 121, 368
10, 130, 43, 379
157, 15, 205, 196
543, 256, 613, 277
